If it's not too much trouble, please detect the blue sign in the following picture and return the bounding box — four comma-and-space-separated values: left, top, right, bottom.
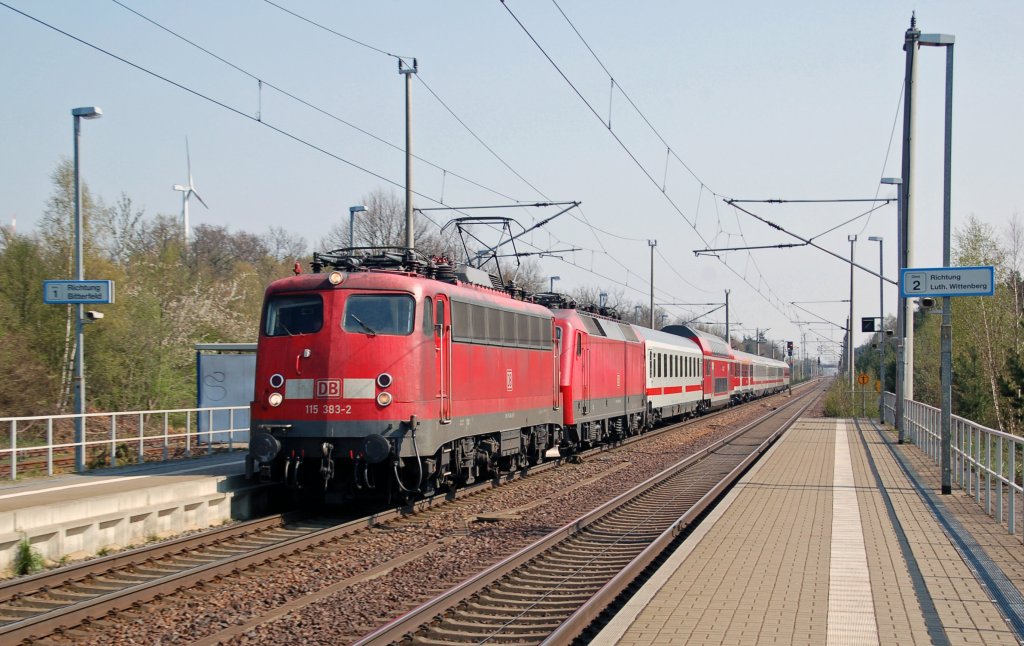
899, 266, 994, 299
43, 280, 115, 304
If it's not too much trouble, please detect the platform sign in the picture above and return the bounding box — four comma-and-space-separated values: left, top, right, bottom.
900, 266, 994, 299
43, 280, 115, 304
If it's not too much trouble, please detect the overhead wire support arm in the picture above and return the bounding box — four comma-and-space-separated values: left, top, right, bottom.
727, 198, 894, 204
724, 199, 897, 285
694, 242, 806, 255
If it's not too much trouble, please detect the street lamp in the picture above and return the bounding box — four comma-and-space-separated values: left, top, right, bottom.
72, 106, 102, 473
868, 235, 884, 423
882, 176, 905, 442
348, 205, 366, 250
549, 276, 560, 293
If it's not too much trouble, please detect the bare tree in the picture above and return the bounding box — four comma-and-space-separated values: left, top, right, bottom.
319, 188, 454, 257
263, 226, 308, 262
96, 192, 145, 265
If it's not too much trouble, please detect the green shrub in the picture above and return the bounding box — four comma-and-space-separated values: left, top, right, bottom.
13, 537, 45, 576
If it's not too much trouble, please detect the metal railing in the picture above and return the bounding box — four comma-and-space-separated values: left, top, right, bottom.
883, 391, 1024, 539
0, 406, 250, 480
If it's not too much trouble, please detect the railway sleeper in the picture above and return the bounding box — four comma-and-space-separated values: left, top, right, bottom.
441, 612, 563, 628
424, 623, 559, 639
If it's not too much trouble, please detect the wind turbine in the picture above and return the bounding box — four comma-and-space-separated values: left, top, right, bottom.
172, 138, 208, 245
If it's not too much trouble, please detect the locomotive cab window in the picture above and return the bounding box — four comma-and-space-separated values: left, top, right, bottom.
264, 294, 323, 337
343, 294, 415, 336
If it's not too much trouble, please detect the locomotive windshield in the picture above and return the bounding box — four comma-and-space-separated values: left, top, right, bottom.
263, 294, 323, 336
343, 294, 415, 336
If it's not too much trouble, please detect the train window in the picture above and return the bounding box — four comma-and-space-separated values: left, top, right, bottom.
576, 332, 582, 357
436, 300, 445, 335
422, 298, 433, 337
342, 294, 415, 336
264, 294, 323, 337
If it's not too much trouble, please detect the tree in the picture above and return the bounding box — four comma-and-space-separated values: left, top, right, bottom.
320, 188, 455, 257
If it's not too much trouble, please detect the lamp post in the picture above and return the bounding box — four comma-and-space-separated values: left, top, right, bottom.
348, 205, 366, 250
549, 275, 560, 293
848, 235, 857, 394
882, 177, 905, 441
72, 106, 102, 473
868, 236, 884, 423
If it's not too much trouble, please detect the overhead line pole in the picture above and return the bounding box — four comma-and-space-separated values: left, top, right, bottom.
649, 240, 656, 329
401, 58, 417, 250
900, 16, 920, 430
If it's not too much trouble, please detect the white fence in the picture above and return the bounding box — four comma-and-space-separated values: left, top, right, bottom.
0, 406, 250, 480
884, 392, 1024, 539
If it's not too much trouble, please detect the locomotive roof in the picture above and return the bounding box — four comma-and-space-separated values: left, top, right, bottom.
264, 268, 553, 316
551, 309, 640, 342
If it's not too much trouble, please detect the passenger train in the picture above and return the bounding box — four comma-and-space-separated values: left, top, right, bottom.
247, 249, 789, 502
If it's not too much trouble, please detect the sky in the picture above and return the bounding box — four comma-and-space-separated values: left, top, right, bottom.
2, 0, 1022, 363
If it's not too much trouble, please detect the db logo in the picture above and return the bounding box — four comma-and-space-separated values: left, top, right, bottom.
315, 379, 341, 398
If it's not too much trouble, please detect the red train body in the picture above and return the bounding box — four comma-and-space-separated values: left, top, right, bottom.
247, 253, 790, 503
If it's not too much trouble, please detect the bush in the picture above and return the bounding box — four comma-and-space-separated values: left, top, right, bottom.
823, 380, 856, 417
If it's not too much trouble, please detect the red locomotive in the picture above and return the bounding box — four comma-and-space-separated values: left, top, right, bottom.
247, 248, 790, 503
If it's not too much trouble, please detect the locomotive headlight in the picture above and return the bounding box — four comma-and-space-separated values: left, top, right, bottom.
268, 392, 284, 407
376, 391, 393, 407
377, 372, 393, 388
328, 271, 344, 285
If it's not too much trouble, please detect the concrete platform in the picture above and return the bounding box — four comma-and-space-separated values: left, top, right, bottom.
594, 418, 1024, 645
0, 453, 271, 572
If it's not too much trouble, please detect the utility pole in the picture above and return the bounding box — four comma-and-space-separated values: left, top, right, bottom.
848, 235, 857, 393
724, 289, 731, 348
400, 58, 418, 250
901, 15, 920, 411
916, 30, 956, 494
649, 240, 657, 328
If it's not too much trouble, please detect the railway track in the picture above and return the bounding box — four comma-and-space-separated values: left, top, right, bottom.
0, 514, 350, 643
356, 383, 823, 645
0, 385, 815, 644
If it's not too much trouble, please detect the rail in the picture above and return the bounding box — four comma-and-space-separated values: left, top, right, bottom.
884, 391, 1024, 539
0, 406, 250, 480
